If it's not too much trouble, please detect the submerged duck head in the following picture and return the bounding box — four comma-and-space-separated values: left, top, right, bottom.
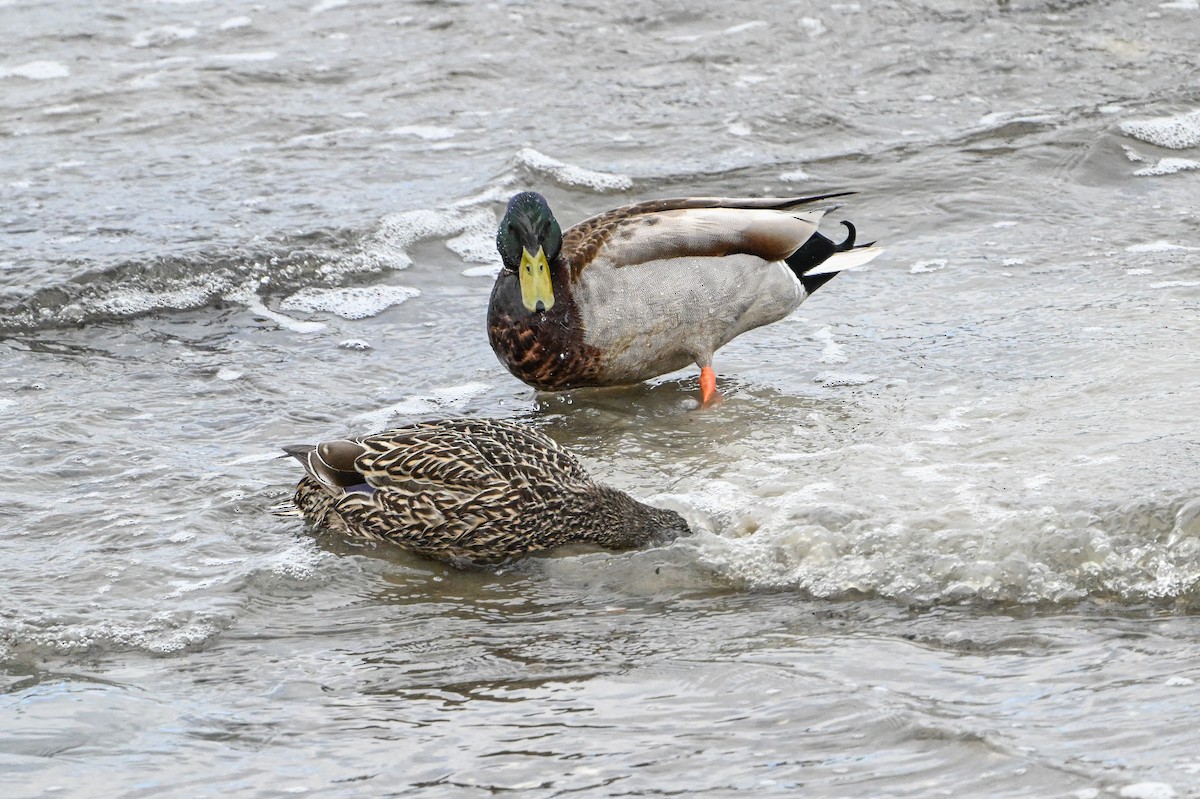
496, 191, 563, 314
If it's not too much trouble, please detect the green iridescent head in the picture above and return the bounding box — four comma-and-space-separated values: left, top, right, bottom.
496, 192, 563, 313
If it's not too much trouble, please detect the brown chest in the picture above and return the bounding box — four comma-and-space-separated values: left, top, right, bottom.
486, 304, 605, 391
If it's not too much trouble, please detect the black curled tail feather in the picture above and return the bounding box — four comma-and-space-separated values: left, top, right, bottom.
786, 221, 858, 294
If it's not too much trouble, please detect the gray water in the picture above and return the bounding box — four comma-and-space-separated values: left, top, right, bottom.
3, 0, 1200, 796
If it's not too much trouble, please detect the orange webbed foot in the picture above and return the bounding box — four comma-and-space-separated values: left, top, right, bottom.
699, 365, 723, 408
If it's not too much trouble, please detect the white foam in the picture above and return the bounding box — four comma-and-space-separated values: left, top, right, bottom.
260, 540, 324, 582
242, 297, 327, 333
811, 327, 848, 365
339, 339, 372, 350
1123, 145, 1147, 163
724, 20, 768, 35
1125, 240, 1200, 253
1126, 268, 1153, 276
444, 208, 500, 265
354, 383, 491, 430
978, 112, 1056, 128
658, 479, 751, 532
1121, 110, 1200, 149
462, 264, 501, 278
1160, 0, 1198, 10
389, 125, 460, 141
515, 148, 633, 191
131, 26, 198, 49
768, 448, 837, 463
1023, 473, 1053, 490
727, 121, 752, 137
95, 285, 213, 316
165, 575, 225, 598
42, 104, 83, 116
779, 168, 810, 182
208, 52, 277, 63
280, 285, 419, 319
799, 17, 827, 36
1133, 157, 1200, 176
220, 16, 252, 30
283, 127, 373, 148
924, 405, 971, 432
1150, 280, 1200, 289
367, 206, 494, 271
216, 367, 242, 381
910, 258, 948, 274
1118, 783, 1177, 799
0, 60, 70, 80
310, 0, 348, 12
449, 183, 519, 210
678, 485, 1200, 602
814, 372, 877, 388
17, 614, 225, 656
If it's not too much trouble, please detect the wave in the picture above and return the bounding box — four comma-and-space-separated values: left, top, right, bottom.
0, 540, 326, 661
669, 489, 1200, 608
0, 148, 640, 333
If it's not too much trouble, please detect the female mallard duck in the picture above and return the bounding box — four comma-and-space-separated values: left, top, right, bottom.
488, 191, 882, 405
284, 417, 689, 567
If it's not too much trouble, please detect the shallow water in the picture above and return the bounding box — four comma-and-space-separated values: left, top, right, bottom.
3, 0, 1200, 796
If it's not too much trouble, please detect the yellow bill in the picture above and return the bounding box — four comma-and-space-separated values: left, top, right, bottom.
519, 246, 555, 312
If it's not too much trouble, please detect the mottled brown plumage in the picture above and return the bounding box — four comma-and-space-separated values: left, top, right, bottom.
284, 418, 689, 567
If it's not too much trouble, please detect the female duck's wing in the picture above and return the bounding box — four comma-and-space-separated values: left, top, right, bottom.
559, 193, 854, 274
285, 419, 589, 500
284, 424, 505, 499
329, 419, 591, 557
358, 418, 592, 494
414, 418, 593, 487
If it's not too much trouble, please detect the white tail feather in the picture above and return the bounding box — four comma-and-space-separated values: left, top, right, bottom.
270, 501, 303, 517
802, 246, 884, 277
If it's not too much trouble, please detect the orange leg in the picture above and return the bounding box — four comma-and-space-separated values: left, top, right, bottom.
699, 365, 722, 407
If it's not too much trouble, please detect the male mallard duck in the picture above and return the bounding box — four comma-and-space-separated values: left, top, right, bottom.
488, 192, 882, 405
283, 417, 689, 567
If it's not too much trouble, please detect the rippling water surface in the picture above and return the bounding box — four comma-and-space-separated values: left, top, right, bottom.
3, 1, 1200, 796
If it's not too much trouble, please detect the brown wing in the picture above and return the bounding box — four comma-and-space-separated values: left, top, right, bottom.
333, 458, 572, 565
289, 418, 595, 563
559, 193, 853, 277
356, 418, 593, 494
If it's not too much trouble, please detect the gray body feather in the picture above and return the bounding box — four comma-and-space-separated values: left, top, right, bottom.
575, 255, 806, 382
573, 204, 827, 378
